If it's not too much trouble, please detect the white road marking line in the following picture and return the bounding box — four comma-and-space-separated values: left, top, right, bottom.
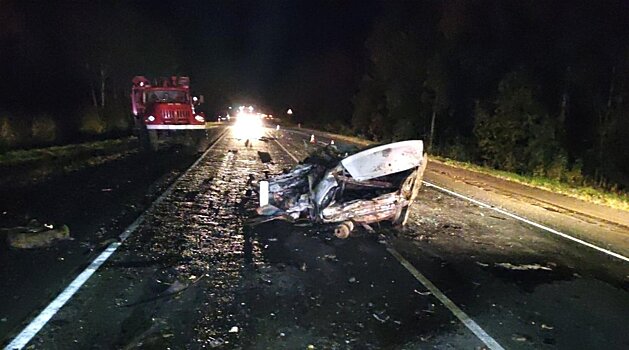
4, 243, 120, 350
274, 138, 300, 162
423, 181, 629, 263
4, 129, 229, 350
273, 137, 504, 348
387, 247, 505, 350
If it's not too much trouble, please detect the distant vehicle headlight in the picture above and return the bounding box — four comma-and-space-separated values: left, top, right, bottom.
195, 115, 205, 122
233, 113, 264, 140
147, 115, 156, 122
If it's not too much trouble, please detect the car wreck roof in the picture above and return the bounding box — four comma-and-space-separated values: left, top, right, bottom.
340, 140, 424, 181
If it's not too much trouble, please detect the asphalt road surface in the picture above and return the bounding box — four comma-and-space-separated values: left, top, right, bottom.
2, 125, 628, 349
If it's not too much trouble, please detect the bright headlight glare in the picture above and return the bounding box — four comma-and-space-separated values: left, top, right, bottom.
195, 115, 205, 122
233, 113, 263, 139
147, 115, 155, 122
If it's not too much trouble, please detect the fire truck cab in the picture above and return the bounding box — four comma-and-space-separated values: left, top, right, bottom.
131, 76, 206, 150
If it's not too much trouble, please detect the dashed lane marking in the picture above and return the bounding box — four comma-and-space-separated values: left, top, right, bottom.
4, 129, 229, 350
273, 138, 299, 162
423, 181, 629, 263
273, 136, 505, 350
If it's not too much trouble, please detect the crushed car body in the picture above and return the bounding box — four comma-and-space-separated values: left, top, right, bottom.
254, 140, 428, 238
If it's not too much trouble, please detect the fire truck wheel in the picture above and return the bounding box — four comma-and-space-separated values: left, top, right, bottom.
148, 130, 159, 151
135, 120, 152, 152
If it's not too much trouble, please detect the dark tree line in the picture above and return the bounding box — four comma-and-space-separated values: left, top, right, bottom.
1, 0, 628, 190
351, 0, 629, 189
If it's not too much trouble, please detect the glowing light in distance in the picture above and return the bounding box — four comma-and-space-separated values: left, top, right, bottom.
233, 111, 263, 140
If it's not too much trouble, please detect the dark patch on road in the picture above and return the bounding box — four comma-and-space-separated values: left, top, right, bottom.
257, 151, 273, 164
236, 221, 467, 349
481, 262, 576, 293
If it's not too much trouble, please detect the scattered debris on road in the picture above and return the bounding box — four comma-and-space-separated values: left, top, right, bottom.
253, 140, 427, 238
495, 263, 553, 271
1, 219, 70, 248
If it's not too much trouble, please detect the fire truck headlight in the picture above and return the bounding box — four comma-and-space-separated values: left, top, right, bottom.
147, 115, 156, 122
194, 115, 205, 122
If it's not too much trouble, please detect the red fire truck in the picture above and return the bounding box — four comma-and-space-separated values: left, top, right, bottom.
131, 76, 206, 150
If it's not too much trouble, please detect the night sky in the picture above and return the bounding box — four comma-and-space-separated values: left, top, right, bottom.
0, 0, 378, 114
1, 0, 629, 185
140, 1, 378, 104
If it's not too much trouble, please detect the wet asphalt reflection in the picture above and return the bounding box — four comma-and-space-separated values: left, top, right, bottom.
5, 126, 629, 349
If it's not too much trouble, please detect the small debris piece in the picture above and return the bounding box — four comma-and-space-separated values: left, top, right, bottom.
495, 263, 552, 271
257, 205, 280, 216
348, 277, 357, 283
2, 220, 71, 249
413, 289, 431, 296
164, 280, 187, 294
257, 151, 273, 164
541, 324, 554, 330
360, 223, 375, 232
229, 326, 239, 333
512, 333, 531, 342
334, 221, 353, 239
207, 337, 224, 348
260, 277, 272, 285
372, 313, 388, 323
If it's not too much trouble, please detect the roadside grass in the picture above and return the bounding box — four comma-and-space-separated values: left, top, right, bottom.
312, 128, 629, 212
321, 132, 373, 147
1, 123, 225, 167
205, 122, 223, 128
298, 127, 374, 147
431, 156, 629, 211
0, 138, 136, 166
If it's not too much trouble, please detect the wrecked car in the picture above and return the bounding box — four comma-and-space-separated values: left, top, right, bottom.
254, 140, 428, 238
